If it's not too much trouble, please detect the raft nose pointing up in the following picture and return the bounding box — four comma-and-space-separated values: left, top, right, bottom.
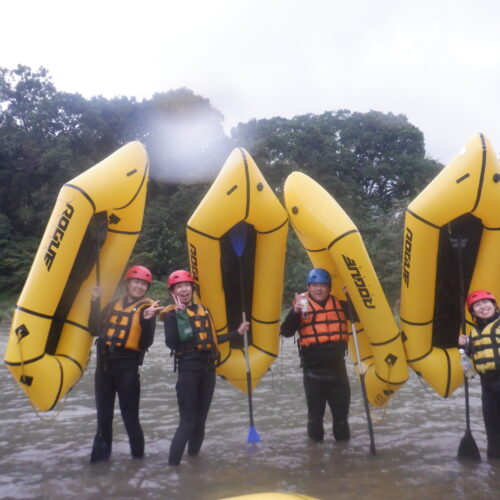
284, 171, 409, 407
186, 148, 288, 394
4, 142, 149, 412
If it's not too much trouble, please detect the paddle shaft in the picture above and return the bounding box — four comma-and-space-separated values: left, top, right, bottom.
454, 237, 474, 433
95, 219, 102, 313
346, 292, 376, 455
237, 256, 256, 428
451, 234, 480, 460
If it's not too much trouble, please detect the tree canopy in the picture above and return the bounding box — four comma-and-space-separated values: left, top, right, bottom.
0, 65, 442, 311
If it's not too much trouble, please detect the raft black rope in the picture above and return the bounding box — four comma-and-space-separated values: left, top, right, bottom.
18, 333, 70, 422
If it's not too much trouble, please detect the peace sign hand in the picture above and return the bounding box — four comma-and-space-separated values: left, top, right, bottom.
172, 293, 186, 311
143, 300, 163, 319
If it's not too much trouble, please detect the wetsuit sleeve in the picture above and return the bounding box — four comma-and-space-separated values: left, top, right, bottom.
280, 307, 301, 338
164, 309, 180, 351
217, 329, 240, 344
88, 300, 112, 337
339, 299, 358, 322
139, 314, 156, 350
88, 299, 100, 337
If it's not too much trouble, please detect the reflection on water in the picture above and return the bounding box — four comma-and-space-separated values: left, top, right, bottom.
1, 324, 499, 500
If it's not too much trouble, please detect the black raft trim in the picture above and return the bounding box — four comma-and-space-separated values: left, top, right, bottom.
113, 162, 149, 210
327, 229, 359, 250
15, 306, 89, 332
256, 218, 289, 235
406, 209, 441, 230
374, 370, 408, 386
400, 316, 433, 326
4, 353, 45, 367
47, 356, 65, 411
251, 316, 280, 325
64, 184, 96, 212
241, 344, 278, 359
471, 133, 487, 213
107, 228, 142, 235
407, 346, 433, 364
370, 331, 402, 347
186, 225, 220, 241
238, 148, 251, 221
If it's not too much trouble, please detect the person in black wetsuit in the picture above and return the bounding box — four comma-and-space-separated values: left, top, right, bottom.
162, 269, 249, 466
459, 289, 500, 459
280, 267, 351, 443
88, 265, 162, 464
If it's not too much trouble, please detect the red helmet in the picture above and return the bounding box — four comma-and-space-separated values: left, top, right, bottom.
125, 265, 153, 283
168, 270, 194, 288
466, 290, 496, 312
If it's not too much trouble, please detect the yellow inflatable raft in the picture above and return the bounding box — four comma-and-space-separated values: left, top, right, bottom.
4, 142, 149, 411
400, 133, 500, 397
284, 172, 408, 407
186, 148, 288, 393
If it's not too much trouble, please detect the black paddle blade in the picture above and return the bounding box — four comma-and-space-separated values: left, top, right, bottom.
457, 429, 481, 462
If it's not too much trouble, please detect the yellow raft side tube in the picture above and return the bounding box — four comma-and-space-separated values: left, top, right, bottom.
187, 148, 288, 394
284, 172, 408, 407
4, 142, 149, 411
400, 133, 500, 397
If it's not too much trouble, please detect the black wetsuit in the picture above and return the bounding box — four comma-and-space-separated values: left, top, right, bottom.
280, 302, 351, 442
88, 297, 155, 463
163, 305, 237, 465
468, 312, 500, 459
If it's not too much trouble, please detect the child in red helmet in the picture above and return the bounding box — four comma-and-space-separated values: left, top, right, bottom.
88, 265, 162, 464
459, 289, 500, 459
161, 269, 249, 466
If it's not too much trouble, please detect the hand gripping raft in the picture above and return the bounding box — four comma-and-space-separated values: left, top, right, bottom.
4, 142, 149, 412
400, 133, 500, 397
284, 172, 408, 407
186, 148, 288, 394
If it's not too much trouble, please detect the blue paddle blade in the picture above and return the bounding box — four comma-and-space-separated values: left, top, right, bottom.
230, 221, 248, 257
247, 426, 261, 443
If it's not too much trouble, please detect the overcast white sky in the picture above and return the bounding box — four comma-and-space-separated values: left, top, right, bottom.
2, 0, 500, 164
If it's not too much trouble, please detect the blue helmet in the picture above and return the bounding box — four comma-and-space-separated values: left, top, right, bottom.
307, 268, 331, 285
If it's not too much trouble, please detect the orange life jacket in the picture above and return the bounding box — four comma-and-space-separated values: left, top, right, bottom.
298, 294, 348, 347
103, 297, 155, 352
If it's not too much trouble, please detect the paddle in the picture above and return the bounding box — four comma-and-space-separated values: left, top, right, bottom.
90, 213, 108, 314
450, 235, 481, 461
344, 290, 376, 455
229, 221, 261, 443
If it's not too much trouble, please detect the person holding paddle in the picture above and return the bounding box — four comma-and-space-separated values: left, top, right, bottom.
459, 290, 500, 459
88, 265, 162, 464
280, 268, 351, 443
162, 269, 249, 466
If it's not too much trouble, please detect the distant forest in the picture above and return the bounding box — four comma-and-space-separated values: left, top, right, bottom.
0, 65, 442, 314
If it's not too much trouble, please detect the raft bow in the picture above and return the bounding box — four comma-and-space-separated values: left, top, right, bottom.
4, 142, 149, 411
284, 171, 408, 407
186, 148, 288, 393
400, 133, 500, 397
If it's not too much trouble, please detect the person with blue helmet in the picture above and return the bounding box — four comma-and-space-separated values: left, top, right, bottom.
280, 268, 351, 442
